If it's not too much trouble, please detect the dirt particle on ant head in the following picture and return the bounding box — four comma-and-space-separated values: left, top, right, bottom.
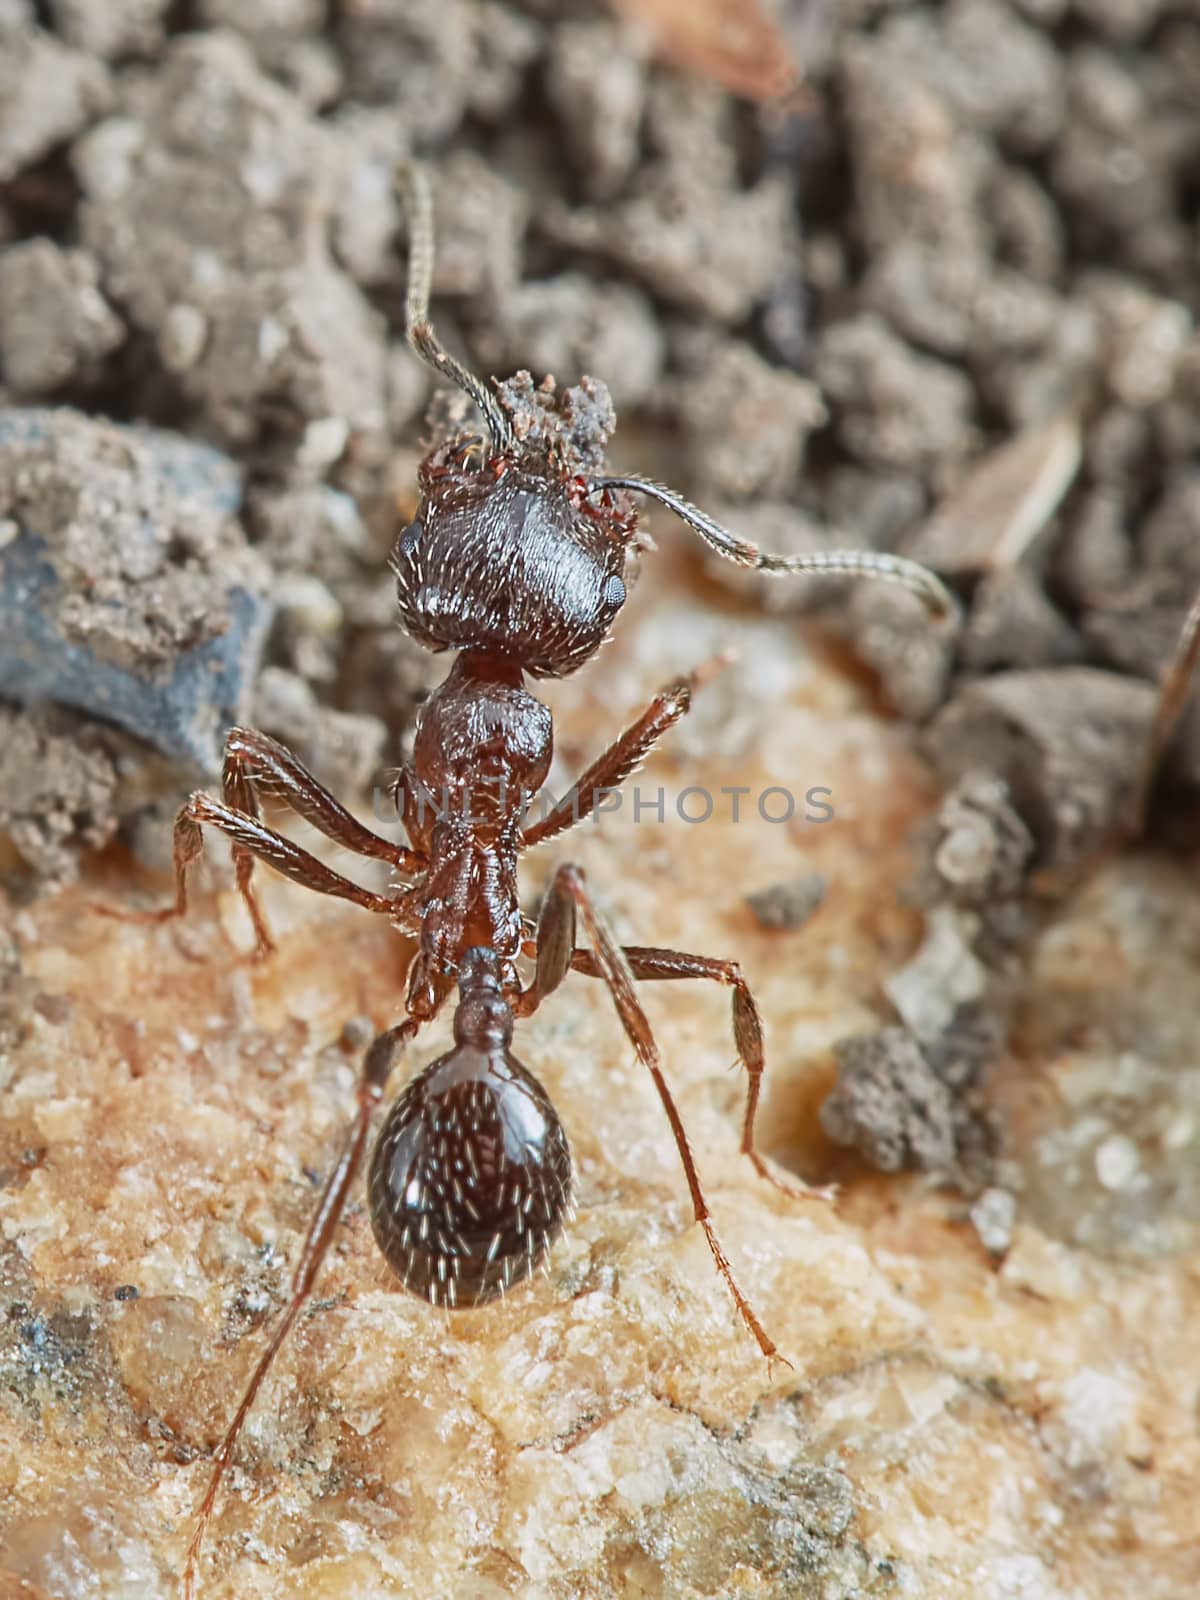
494, 371, 619, 477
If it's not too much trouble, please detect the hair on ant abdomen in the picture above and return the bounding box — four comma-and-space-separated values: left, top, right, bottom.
106, 158, 959, 1598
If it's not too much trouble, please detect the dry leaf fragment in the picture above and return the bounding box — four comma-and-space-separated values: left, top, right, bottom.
609, 0, 799, 102
906, 414, 1082, 575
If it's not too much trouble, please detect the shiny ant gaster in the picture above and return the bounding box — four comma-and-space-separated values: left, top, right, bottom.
118, 163, 957, 1596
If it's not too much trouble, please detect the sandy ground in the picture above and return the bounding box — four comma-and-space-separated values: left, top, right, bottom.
3, 550, 1199, 1598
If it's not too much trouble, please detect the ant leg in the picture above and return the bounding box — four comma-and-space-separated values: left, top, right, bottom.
1129, 586, 1200, 836
522, 654, 730, 850
106, 792, 411, 959
387, 760, 439, 856
1032, 587, 1200, 896
569, 946, 836, 1206
221, 728, 423, 953
521, 864, 785, 1366
183, 1020, 419, 1600
223, 727, 422, 870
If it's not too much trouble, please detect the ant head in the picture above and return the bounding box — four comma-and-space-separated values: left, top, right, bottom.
393, 161, 961, 675
393, 376, 638, 677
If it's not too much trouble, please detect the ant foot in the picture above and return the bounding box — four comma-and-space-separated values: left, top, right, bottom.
748, 1151, 838, 1208
229, 915, 276, 965
88, 899, 180, 928
243, 932, 277, 965
764, 1347, 795, 1381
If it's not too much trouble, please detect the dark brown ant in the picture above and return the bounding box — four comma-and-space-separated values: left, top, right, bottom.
114, 161, 958, 1597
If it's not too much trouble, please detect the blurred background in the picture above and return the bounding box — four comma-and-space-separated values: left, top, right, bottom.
0, 0, 1197, 887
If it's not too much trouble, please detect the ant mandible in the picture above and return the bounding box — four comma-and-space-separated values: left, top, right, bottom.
121, 162, 959, 1597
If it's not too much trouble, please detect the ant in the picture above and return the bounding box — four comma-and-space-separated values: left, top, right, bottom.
114, 161, 958, 1597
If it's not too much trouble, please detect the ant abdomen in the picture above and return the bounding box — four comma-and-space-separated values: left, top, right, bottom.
367, 1039, 573, 1307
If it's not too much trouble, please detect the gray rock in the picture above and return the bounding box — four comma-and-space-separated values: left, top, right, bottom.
0, 408, 270, 774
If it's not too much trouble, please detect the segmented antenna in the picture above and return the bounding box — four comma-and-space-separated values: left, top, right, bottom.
396, 160, 514, 456
592, 474, 961, 625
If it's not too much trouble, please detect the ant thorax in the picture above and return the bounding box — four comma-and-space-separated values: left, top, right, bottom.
392, 373, 638, 677
411, 653, 554, 832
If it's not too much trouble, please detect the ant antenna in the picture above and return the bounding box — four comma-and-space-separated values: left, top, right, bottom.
592, 474, 961, 625
396, 160, 515, 457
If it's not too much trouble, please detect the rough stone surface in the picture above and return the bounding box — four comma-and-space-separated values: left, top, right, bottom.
548, 169, 796, 323
484, 274, 665, 412
674, 336, 827, 502
5, 584, 1200, 1597
822, 1027, 960, 1175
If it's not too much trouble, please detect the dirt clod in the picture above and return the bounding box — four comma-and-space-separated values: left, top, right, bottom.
745, 873, 827, 932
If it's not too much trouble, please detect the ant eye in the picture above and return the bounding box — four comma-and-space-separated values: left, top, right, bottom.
397, 519, 423, 559
602, 575, 626, 610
